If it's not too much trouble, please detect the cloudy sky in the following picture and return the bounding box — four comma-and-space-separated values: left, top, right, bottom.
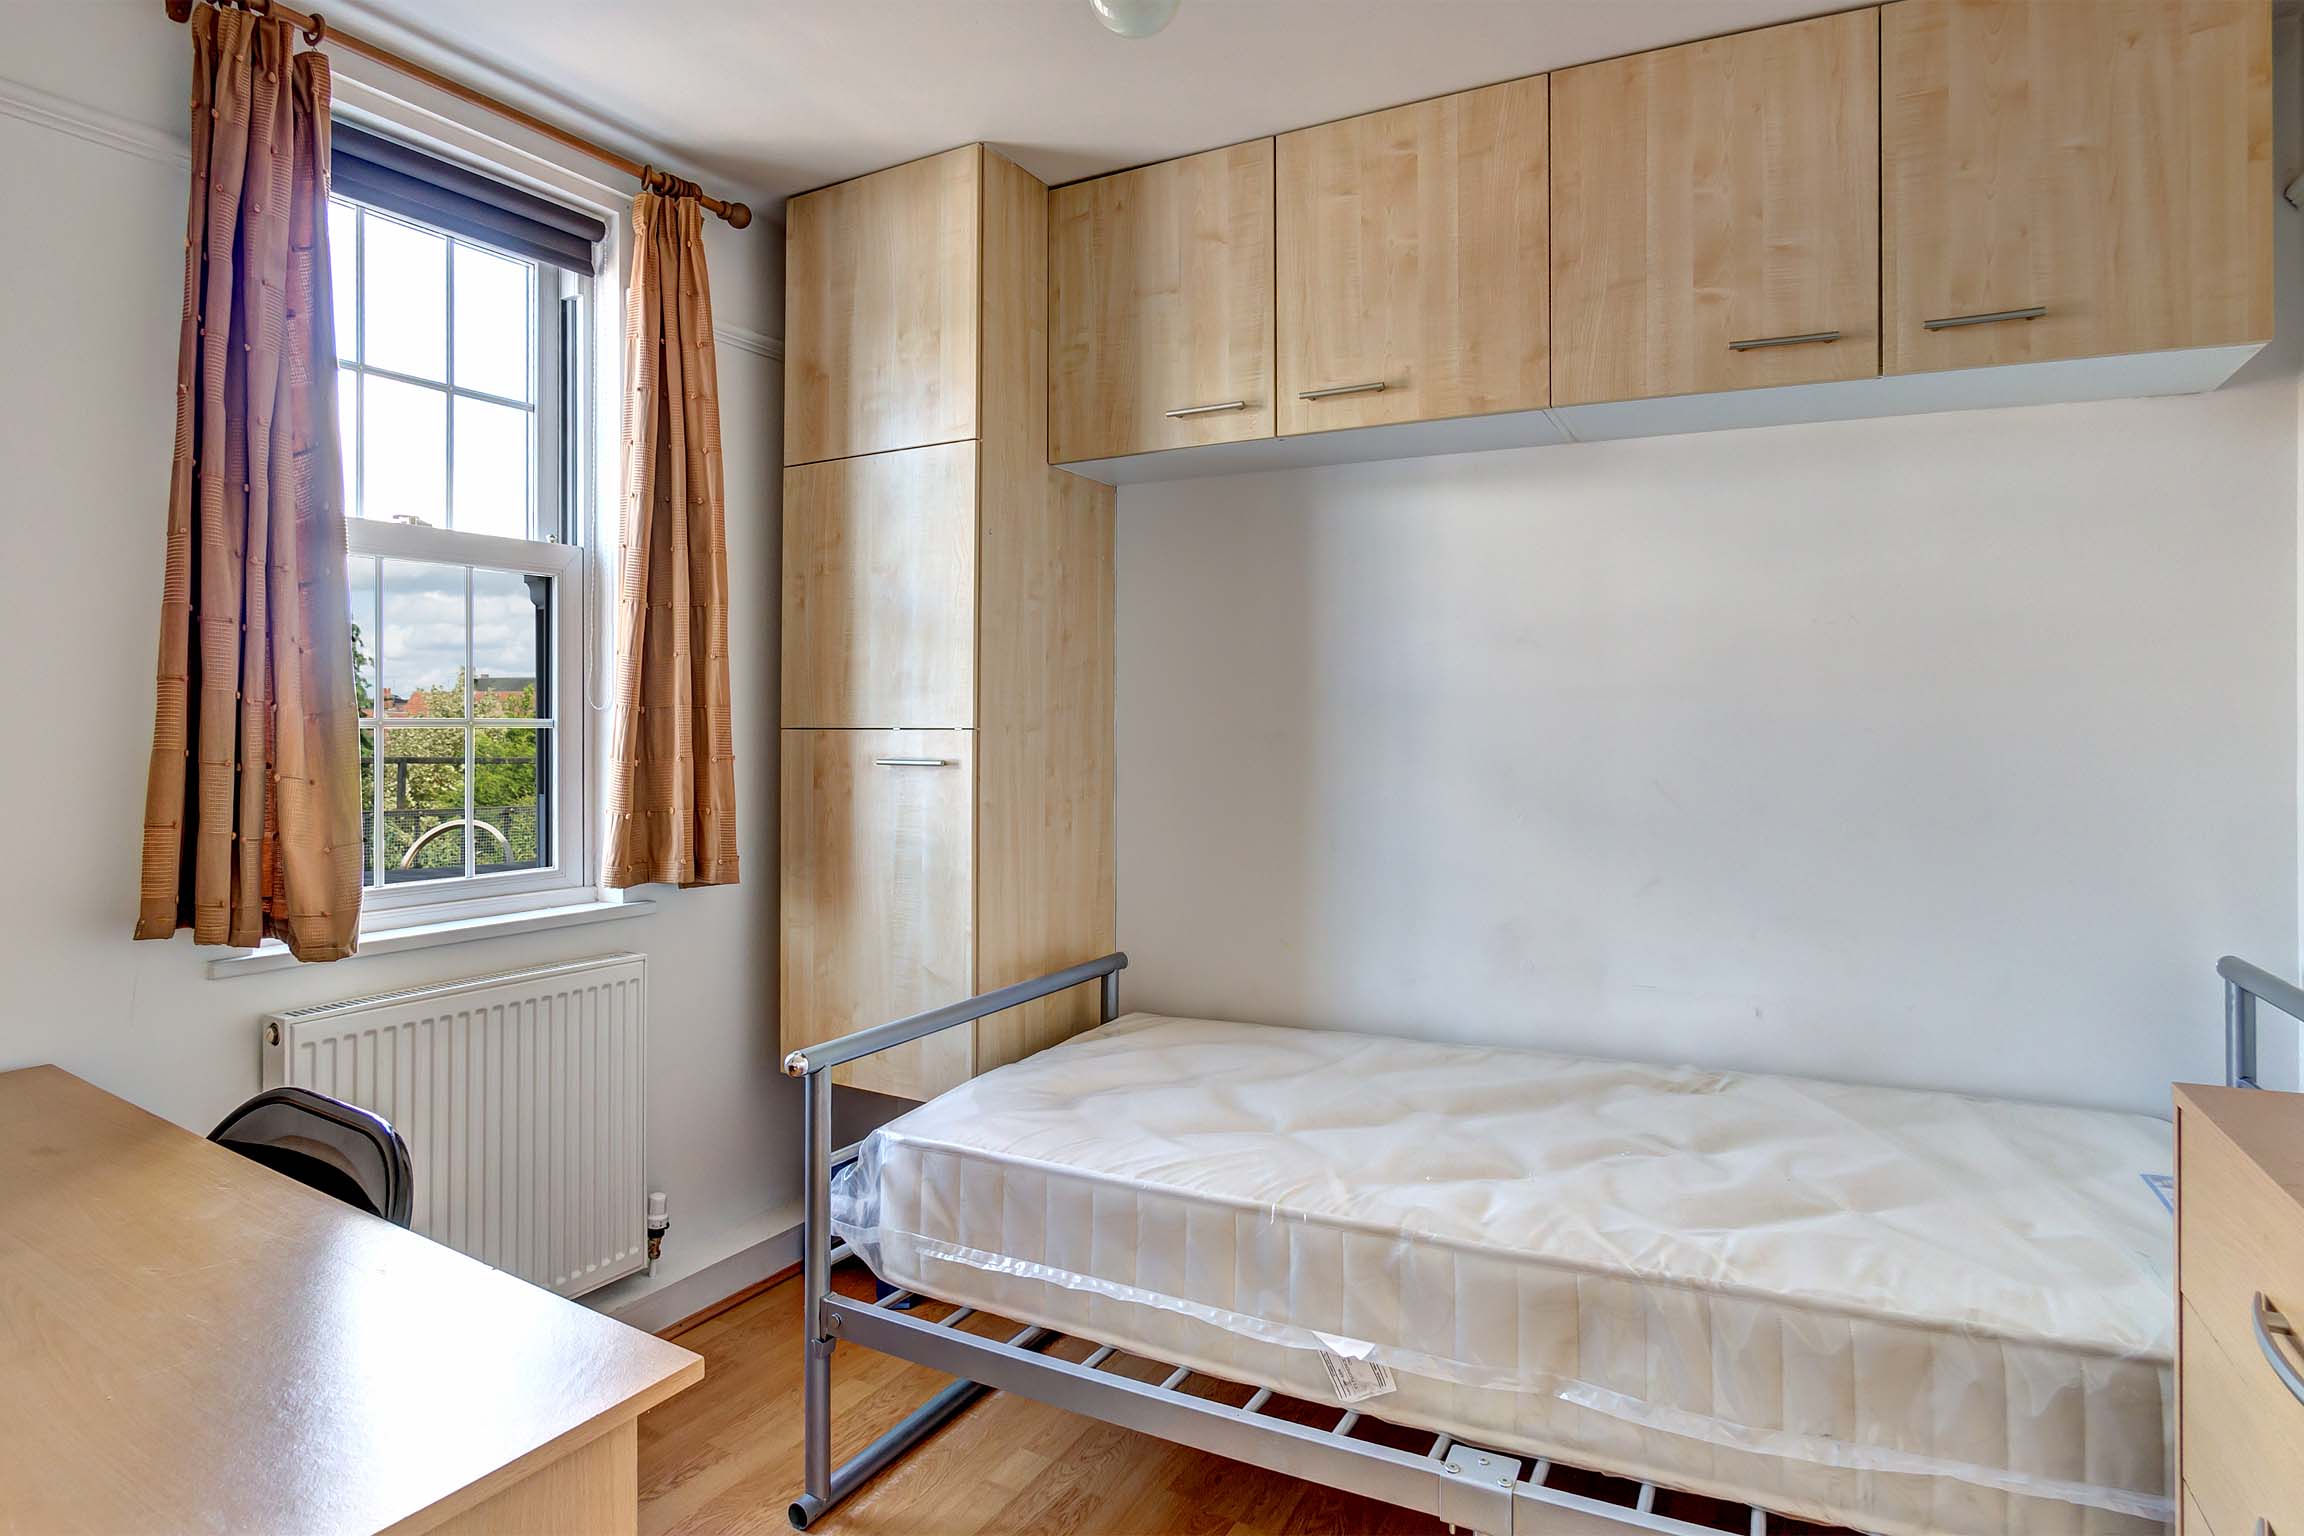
350, 559, 544, 715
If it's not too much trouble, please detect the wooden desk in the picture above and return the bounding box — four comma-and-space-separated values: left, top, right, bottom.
0, 1065, 702, 1535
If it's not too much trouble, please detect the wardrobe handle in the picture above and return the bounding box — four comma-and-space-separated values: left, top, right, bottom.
1726, 330, 1842, 352
2255, 1292, 2304, 1407
1297, 381, 1388, 400
872, 757, 950, 768
1164, 400, 1249, 418
1922, 305, 2047, 331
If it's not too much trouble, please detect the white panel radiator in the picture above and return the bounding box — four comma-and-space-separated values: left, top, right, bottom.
263, 954, 647, 1298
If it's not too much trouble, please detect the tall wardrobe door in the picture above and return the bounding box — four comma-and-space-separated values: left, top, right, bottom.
784, 146, 982, 465
780, 729, 974, 1100
782, 442, 977, 730
1277, 74, 1550, 435
1552, 9, 1880, 405
1882, 0, 2272, 375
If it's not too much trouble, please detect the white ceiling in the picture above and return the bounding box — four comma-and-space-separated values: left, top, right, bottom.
328, 0, 1839, 219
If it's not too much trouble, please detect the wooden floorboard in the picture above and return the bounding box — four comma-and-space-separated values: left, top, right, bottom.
636, 1269, 1445, 1536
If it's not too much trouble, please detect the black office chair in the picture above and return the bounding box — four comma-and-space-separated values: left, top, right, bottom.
209, 1087, 415, 1227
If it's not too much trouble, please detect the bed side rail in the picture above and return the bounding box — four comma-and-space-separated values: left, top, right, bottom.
782, 951, 1129, 1079
2217, 954, 2301, 1090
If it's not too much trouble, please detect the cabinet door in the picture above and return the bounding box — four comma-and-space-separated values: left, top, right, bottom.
1049, 140, 1275, 463
780, 730, 974, 1100
782, 443, 976, 730
1552, 10, 1880, 406
1277, 76, 1549, 435
1883, 0, 2271, 375
785, 146, 980, 465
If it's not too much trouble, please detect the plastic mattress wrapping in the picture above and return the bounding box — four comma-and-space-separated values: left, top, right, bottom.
834, 1014, 2178, 1536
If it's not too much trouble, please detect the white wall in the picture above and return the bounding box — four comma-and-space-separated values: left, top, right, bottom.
0, 9, 797, 1303
1119, 306, 2304, 1117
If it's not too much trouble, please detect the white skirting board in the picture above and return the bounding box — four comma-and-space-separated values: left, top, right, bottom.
1056, 342, 2265, 485
589, 1207, 803, 1334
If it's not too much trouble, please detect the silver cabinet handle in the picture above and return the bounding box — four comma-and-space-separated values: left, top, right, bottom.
1297, 381, 1388, 400
1164, 400, 1249, 418
872, 757, 950, 768
1726, 330, 1842, 352
2254, 1292, 2304, 1407
1923, 305, 2047, 331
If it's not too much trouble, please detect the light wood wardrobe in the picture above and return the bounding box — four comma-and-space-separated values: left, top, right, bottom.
781, 145, 1117, 1101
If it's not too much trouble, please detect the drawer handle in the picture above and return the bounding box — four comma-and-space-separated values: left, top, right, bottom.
1922, 305, 2048, 331
1164, 400, 1249, 418
1726, 330, 1842, 352
872, 757, 950, 768
1297, 381, 1388, 400
2254, 1292, 2304, 1407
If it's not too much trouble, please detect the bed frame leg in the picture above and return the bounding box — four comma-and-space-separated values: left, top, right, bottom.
792, 1070, 836, 1529
788, 1069, 999, 1531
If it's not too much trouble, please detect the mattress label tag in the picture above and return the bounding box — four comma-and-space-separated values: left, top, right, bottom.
1312, 1332, 1396, 1403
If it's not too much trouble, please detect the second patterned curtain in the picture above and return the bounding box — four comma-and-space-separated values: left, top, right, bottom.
604, 187, 739, 888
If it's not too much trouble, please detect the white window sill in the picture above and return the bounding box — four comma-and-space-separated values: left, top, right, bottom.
207, 896, 658, 978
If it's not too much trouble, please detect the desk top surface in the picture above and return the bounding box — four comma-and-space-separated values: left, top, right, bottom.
0, 1064, 702, 1535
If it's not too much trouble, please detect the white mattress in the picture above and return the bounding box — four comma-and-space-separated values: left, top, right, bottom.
835, 1014, 2175, 1536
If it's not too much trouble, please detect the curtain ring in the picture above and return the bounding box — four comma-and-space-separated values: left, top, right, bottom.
303, 11, 327, 46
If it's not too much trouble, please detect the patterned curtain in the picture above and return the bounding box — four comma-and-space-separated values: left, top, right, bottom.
604, 188, 738, 887
135, 3, 363, 960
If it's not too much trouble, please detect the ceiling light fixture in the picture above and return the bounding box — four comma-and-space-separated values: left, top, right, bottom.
1091, 0, 1180, 39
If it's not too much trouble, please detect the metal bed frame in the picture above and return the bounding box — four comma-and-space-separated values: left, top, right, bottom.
782, 952, 2300, 1534
2218, 952, 2299, 1090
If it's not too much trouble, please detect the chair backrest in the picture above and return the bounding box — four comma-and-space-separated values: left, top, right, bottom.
209, 1087, 414, 1227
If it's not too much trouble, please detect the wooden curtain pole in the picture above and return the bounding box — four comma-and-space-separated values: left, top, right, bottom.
161, 0, 753, 228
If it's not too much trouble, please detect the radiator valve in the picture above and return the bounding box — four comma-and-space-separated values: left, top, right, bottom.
646, 1190, 670, 1275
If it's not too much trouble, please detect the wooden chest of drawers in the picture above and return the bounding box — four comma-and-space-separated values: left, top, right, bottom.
2177, 1085, 2304, 1535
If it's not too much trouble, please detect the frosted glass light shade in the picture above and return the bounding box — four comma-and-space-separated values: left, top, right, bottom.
1091, 0, 1179, 38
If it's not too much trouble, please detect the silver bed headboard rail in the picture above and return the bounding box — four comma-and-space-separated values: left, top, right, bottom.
2217, 954, 2302, 1090
782, 952, 1129, 1530
782, 951, 1128, 1079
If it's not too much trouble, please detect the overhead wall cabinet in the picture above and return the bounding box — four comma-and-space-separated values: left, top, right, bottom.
1881, 0, 2273, 376
1048, 0, 2271, 486
782, 145, 1117, 1101
1551, 9, 1880, 406
1048, 139, 1277, 463
1276, 74, 1551, 435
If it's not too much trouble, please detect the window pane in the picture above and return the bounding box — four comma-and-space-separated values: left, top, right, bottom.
359, 725, 377, 888
453, 243, 531, 401
328, 200, 358, 363
347, 555, 378, 717
336, 364, 359, 519
472, 568, 547, 718
452, 395, 530, 539
381, 724, 468, 884
362, 376, 446, 526
474, 726, 549, 875
362, 212, 447, 380
380, 559, 466, 719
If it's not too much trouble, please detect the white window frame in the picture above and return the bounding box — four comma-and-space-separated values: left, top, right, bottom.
330, 192, 601, 933
348, 522, 590, 927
